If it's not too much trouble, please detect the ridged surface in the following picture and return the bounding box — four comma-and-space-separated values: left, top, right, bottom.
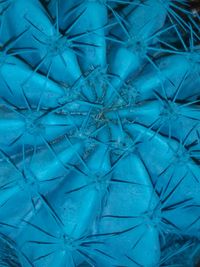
0, 0, 200, 266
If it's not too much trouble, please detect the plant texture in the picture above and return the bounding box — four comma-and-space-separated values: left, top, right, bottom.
0, 0, 200, 266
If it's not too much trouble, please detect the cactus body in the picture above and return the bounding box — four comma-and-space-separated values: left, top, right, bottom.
0, 0, 200, 266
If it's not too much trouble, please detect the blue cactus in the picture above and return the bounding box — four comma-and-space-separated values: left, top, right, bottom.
0, 0, 200, 266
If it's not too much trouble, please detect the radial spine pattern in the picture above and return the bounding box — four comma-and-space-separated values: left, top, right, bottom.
0, 0, 200, 266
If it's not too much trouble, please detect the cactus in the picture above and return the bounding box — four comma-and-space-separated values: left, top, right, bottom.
0, 0, 200, 266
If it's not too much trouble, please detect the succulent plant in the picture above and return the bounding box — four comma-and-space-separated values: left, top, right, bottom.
0, 0, 200, 266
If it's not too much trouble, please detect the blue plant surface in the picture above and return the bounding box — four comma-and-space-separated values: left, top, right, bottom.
0, 0, 200, 266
